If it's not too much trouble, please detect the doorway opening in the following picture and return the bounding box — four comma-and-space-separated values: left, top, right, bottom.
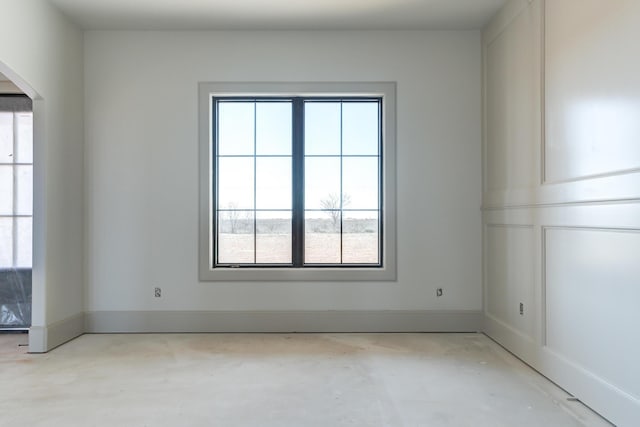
0, 73, 32, 331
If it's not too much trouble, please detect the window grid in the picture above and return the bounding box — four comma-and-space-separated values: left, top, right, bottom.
303, 99, 381, 267
0, 108, 33, 269
214, 99, 294, 266
213, 96, 382, 268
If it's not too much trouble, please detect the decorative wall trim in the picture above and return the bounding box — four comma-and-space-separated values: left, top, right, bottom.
542, 0, 640, 187
485, 223, 534, 229
483, 313, 539, 367
28, 312, 85, 353
539, 0, 546, 187
483, 197, 640, 211
484, 313, 536, 347
487, 311, 640, 426
85, 310, 483, 334
27, 326, 46, 353
540, 347, 640, 427
483, 0, 533, 46
543, 167, 640, 186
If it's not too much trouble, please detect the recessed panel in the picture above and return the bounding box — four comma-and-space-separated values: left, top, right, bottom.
545, 0, 640, 182
545, 227, 640, 398
485, 225, 535, 339
485, 7, 538, 192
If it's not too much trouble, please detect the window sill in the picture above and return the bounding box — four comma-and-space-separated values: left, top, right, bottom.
199, 265, 397, 282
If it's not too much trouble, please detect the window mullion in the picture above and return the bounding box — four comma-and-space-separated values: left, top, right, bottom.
339, 101, 344, 265
253, 102, 257, 264
292, 98, 304, 267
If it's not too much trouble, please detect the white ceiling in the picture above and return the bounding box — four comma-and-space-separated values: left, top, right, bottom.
48, 0, 506, 31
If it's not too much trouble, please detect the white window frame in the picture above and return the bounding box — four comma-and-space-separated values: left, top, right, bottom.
199, 82, 396, 281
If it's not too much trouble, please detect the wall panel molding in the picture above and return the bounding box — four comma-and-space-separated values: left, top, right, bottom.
539, 346, 640, 427
484, 0, 640, 424
543, 0, 640, 185
483, 0, 541, 195
484, 223, 537, 343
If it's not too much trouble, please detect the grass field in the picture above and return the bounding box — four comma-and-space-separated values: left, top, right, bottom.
218, 232, 379, 264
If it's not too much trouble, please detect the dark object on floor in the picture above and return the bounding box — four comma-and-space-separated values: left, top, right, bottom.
0, 268, 31, 329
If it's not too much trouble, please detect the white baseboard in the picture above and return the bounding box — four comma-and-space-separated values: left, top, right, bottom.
85, 310, 483, 333
484, 314, 639, 427
28, 312, 85, 353
483, 312, 538, 363
539, 347, 640, 427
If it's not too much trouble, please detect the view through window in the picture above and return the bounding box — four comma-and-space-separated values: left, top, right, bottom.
0, 95, 32, 328
214, 97, 382, 267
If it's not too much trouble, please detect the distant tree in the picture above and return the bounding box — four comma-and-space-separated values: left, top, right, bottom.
225, 202, 241, 233
320, 193, 351, 229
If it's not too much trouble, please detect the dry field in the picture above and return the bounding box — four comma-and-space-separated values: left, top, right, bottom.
218, 233, 379, 264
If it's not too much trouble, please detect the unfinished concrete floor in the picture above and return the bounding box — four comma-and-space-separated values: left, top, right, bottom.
0, 332, 611, 427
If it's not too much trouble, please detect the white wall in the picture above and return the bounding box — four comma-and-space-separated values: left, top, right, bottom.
0, 0, 85, 351
84, 31, 482, 319
483, 1, 640, 425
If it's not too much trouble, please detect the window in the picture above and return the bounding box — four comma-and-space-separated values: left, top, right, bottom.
199, 83, 396, 281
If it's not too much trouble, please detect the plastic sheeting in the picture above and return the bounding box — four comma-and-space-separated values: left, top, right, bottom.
0, 268, 31, 328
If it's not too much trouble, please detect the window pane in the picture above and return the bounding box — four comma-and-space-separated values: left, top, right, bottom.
305, 102, 340, 155
16, 165, 32, 215
342, 102, 379, 155
16, 217, 32, 268
343, 211, 379, 264
0, 113, 13, 163
16, 112, 33, 163
304, 211, 340, 264
342, 157, 379, 209
256, 157, 291, 210
217, 157, 254, 209
256, 211, 291, 264
256, 102, 291, 155
305, 157, 340, 209
218, 102, 254, 155
217, 210, 254, 264
0, 218, 12, 268
0, 166, 13, 215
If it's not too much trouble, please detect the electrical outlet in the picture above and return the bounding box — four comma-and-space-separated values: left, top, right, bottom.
154, 287, 162, 298
436, 288, 443, 297
519, 302, 524, 315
